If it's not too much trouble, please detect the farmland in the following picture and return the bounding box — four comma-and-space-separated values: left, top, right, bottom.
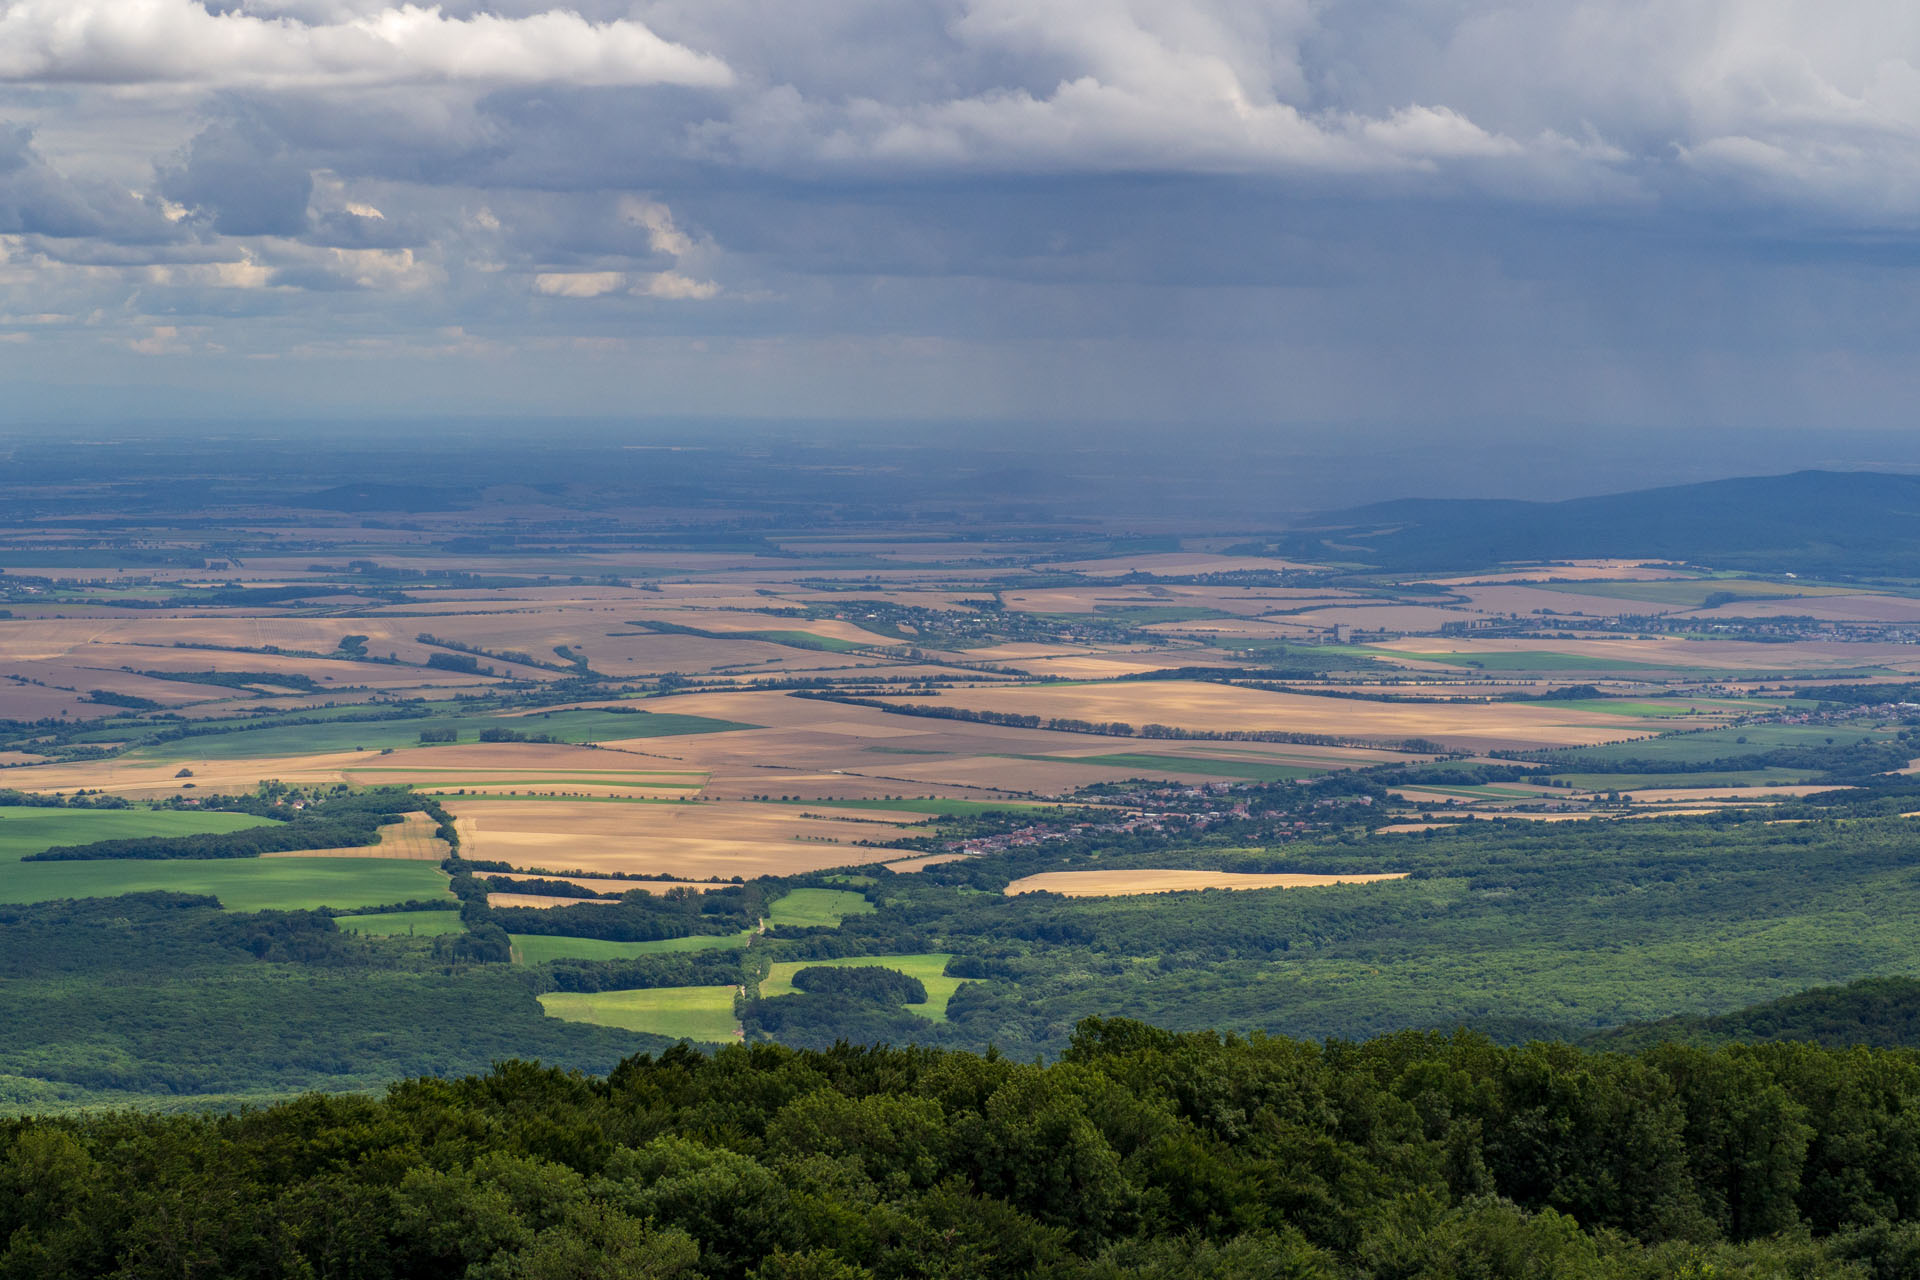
0, 806, 277, 860
538, 986, 741, 1043
0, 856, 453, 912
11, 443, 1920, 1111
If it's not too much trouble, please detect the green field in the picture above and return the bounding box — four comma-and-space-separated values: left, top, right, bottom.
0, 807, 278, 861
1545, 699, 1750, 719
334, 910, 467, 937
0, 857, 452, 912
1528, 579, 1861, 608
129, 708, 755, 762
538, 986, 740, 1042
1394, 784, 1546, 800
1566, 722, 1898, 764
1064, 753, 1326, 782
1549, 768, 1830, 790
766, 888, 875, 929
1383, 649, 1670, 672
760, 954, 964, 1022
508, 931, 752, 965
1087, 606, 1231, 626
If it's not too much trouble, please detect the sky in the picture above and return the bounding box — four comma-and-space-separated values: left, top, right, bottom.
5, 0, 1920, 435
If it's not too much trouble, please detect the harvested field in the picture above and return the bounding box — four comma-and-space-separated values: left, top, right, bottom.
878, 681, 1676, 750
262, 811, 448, 860
493, 874, 732, 895
486, 892, 618, 910
1005, 870, 1409, 896
883, 853, 974, 873
449, 797, 917, 879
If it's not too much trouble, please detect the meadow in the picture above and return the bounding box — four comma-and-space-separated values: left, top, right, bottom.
0, 857, 452, 912
765, 887, 876, 928
509, 931, 751, 964
128, 707, 755, 762
0, 806, 277, 860
537, 986, 740, 1043
759, 954, 965, 1021
334, 910, 466, 936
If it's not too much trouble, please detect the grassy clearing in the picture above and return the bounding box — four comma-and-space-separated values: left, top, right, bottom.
538, 986, 739, 1043
760, 954, 963, 1022
333, 910, 466, 937
131, 708, 755, 763
509, 931, 752, 965
766, 888, 876, 929
0, 857, 451, 912
0, 807, 279, 862
1394, 784, 1548, 800
1369, 649, 1672, 672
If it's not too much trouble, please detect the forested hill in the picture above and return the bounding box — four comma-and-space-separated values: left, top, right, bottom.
1587, 976, 1920, 1052
1284, 469, 1920, 572
8, 1019, 1920, 1278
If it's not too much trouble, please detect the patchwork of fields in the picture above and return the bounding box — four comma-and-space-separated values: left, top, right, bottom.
11, 489, 1920, 1100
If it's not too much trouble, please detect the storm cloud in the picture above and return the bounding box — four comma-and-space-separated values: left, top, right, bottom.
5, 0, 1920, 430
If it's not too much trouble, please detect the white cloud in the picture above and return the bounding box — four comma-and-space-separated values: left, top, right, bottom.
620, 197, 693, 258
637, 269, 718, 299
0, 0, 734, 89
533, 270, 625, 297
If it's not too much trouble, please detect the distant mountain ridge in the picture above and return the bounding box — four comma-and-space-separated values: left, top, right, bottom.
1284, 469, 1920, 573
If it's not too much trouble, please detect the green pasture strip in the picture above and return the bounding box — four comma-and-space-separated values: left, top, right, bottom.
759, 953, 963, 1022
739, 629, 869, 652
1563, 722, 1899, 764
1073, 753, 1327, 782
333, 910, 466, 937
509, 931, 752, 965
1379, 650, 1672, 672
1528, 579, 1867, 607
995, 752, 1322, 782
129, 708, 756, 763
1549, 769, 1830, 790
0, 807, 280, 862
1543, 699, 1748, 718
0, 857, 452, 912
767, 888, 876, 929
1394, 784, 1545, 800
538, 986, 740, 1043
1089, 606, 1232, 625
